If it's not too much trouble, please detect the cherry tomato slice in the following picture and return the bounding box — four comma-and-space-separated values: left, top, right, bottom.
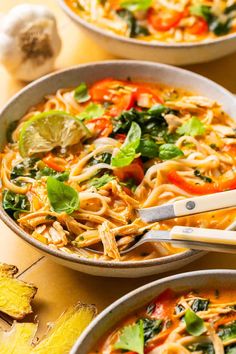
147, 7, 184, 32
114, 159, 144, 185
87, 117, 113, 137
188, 17, 208, 35
115, 133, 126, 142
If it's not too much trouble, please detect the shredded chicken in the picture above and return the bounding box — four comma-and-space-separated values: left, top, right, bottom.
98, 221, 120, 260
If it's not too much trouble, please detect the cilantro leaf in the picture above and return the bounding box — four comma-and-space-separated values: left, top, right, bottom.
78, 103, 105, 120
74, 83, 91, 103
121, 0, 152, 12
159, 143, 184, 160
89, 174, 115, 189
184, 309, 206, 336
177, 117, 205, 137
114, 321, 144, 354
112, 121, 141, 167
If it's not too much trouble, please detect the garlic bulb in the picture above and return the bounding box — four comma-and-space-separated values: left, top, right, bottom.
0, 4, 61, 81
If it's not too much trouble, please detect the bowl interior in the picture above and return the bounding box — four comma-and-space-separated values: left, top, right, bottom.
59, 0, 236, 49
1, 61, 236, 270
71, 269, 236, 353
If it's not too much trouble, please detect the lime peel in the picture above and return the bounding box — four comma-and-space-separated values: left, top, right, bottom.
19, 110, 90, 157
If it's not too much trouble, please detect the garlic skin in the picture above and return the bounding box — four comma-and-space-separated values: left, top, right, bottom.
0, 4, 61, 81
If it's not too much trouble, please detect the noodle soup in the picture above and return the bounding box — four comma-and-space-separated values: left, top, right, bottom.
65, 0, 236, 44
1, 78, 236, 262
92, 287, 236, 353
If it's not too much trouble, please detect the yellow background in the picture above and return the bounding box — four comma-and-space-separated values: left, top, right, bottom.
1, 0, 236, 341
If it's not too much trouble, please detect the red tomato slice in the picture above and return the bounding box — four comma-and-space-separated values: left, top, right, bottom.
151, 288, 175, 319
147, 7, 184, 32
90, 78, 130, 102
115, 133, 126, 142
114, 159, 144, 185
109, 91, 136, 117
188, 17, 208, 35
90, 78, 164, 116
87, 117, 113, 137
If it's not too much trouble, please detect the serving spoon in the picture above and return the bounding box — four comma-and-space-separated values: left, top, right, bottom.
87, 226, 236, 255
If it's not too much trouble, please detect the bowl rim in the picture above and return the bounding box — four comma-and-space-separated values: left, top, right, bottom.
59, 0, 236, 49
1, 59, 236, 270
71, 269, 236, 353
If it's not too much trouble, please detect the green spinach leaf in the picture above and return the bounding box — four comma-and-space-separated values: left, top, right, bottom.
116, 9, 149, 37
190, 5, 212, 22
139, 318, 162, 343
89, 174, 115, 189
11, 158, 39, 180
3, 190, 30, 218
191, 298, 209, 312
187, 342, 214, 353
47, 177, 79, 214
89, 153, 112, 166
218, 321, 236, 342
36, 167, 69, 182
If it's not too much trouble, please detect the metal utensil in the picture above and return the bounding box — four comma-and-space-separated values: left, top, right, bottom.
138, 189, 236, 223
87, 226, 236, 255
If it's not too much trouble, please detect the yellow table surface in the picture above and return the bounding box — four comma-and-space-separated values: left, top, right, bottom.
1, 0, 236, 343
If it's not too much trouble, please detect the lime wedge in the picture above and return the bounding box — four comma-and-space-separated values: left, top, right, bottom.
19, 111, 90, 157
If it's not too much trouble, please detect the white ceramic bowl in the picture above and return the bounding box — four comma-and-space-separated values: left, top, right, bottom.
0, 61, 236, 278
59, 0, 236, 65
71, 269, 236, 353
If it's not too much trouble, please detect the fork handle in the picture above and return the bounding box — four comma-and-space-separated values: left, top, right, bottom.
170, 226, 236, 253
173, 189, 236, 217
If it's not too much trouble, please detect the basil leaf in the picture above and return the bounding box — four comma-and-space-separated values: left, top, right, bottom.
74, 83, 90, 103
114, 321, 144, 354
177, 117, 205, 137
47, 177, 79, 214
112, 122, 141, 167
121, 0, 152, 12
78, 103, 105, 121
3, 190, 30, 218
159, 143, 183, 160
184, 309, 206, 336
89, 174, 115, 189
138, 138, 159, 158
